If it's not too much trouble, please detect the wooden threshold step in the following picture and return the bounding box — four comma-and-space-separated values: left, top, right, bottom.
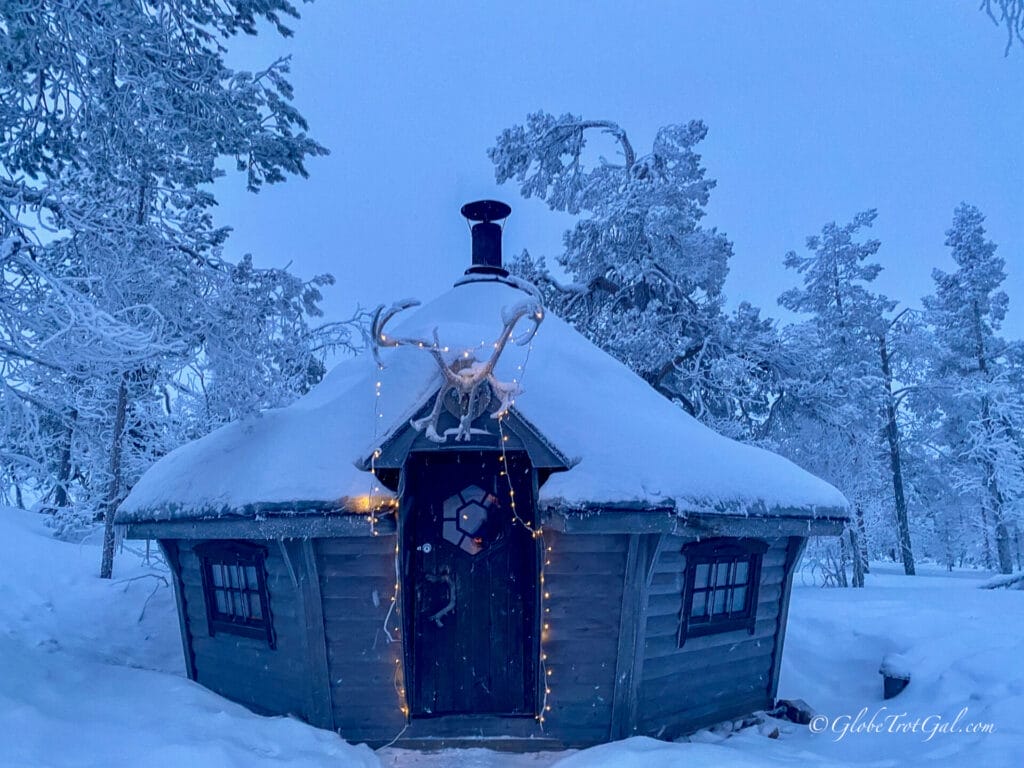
383, 736, 566, 753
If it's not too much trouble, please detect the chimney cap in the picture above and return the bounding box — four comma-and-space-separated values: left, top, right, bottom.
461, 199, 511, 223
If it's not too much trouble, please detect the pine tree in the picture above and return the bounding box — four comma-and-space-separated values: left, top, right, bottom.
492, 113, 781, 434
923, 203, 1021, 574
777, 210, 918, 578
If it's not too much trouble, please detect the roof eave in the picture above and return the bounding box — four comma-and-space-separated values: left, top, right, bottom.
542, 500, 848, 537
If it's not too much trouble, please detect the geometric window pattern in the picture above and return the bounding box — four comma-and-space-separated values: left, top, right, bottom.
442, 484, 500, 556
678, 538, 766, 646
209, 562, 264, 623
688, 558, 752, 623
197, 541, 275, 647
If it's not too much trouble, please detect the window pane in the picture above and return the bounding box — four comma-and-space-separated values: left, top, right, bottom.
694, 563, 709, 587
462, 485, 486, 504
690, 590, 707, 618
715, 562, 732, 587
249, 593, 263, 619
712, 587, 728, 615
227, 565, 240, 588
245, 566, 257, 589
211, 565, 224, 587
215, 590, 228, 614
460, 505, 487, 535
731, 586, 748, 613
734, 560, 749, 584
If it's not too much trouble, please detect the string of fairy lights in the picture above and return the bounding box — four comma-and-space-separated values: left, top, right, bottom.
368, 363, 384, 537
366, 357, 408, 722
493, 331, 555, 727
369, 313, 555, 728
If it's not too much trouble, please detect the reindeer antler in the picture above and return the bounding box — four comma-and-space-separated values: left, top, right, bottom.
371, 296, 545, 442
371, 299, 437, 367
474, 300, 544, 382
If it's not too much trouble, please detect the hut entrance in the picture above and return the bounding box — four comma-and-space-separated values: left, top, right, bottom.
402, 450, 538, 717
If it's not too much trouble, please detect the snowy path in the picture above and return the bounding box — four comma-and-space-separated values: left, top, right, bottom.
1, 508, 1021, 767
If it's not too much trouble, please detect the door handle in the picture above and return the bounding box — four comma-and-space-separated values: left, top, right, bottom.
416, 542, 433, 554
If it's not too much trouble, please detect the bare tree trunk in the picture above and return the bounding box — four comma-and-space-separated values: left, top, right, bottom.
849, 526, 865, 588
969, 300, 1012, 574
855, 503, 870, 574
979, 503, 994, 568
100, 377, 128, 579
53, 408, 77, 509
942, 516, 955, 571
879, 334, 915, 575
983, 454, 1013, 573
836, 536, 850, 588
979, 395, 1013, 574
992, 512, 1013, 574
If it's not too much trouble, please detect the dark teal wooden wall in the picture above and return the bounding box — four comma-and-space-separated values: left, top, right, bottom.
160, 528, 804, 748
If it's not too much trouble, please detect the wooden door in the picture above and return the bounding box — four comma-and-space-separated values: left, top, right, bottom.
403, 450, 538, 717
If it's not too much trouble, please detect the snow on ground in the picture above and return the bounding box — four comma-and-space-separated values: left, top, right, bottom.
2, 507, 1021, 767
0, 509, 378, 768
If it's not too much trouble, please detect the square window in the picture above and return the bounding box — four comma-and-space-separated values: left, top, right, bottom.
678, 539, 767, 646
196, 542, 275, 648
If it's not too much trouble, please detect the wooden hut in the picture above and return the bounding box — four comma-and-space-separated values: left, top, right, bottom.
117, 201, 848, 749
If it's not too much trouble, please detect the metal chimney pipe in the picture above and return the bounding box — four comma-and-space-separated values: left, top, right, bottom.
461, 200, 511, 276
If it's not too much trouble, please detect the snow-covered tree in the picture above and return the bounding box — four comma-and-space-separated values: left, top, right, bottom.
921, 203, 1022, 574
0, 1, 360, 577
492, 113, 782, 434
775, 210, 919, 578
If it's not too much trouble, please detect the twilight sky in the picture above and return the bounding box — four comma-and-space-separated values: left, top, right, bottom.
214, 1, 1024, 335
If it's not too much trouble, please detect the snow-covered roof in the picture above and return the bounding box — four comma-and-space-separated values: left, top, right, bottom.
117, 275, 849, 523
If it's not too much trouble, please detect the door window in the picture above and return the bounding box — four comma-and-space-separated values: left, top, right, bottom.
441, 484, 500, 555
